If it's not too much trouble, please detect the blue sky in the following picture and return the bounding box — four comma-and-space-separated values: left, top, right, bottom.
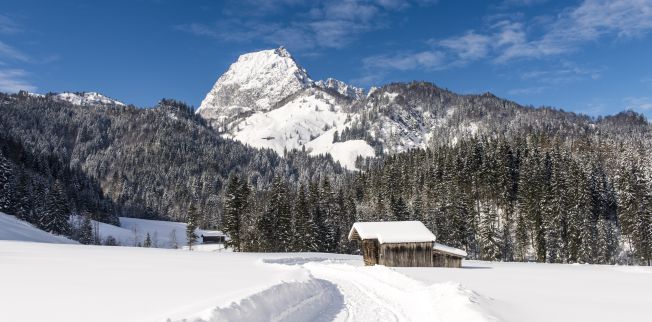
1, 0, 652, 118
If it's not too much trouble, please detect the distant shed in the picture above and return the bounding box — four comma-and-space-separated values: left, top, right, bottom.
200, 231, 226, 244
348, 221, 467, 268
433, 243, 467, 268
348, 221, 436, 267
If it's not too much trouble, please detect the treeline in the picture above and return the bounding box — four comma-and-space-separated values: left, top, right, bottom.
222, 135, 651, 265
221, 175, 357, 253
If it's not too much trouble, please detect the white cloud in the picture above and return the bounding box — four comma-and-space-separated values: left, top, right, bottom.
363, 50, 445, 71
521, 62, 602, 84
363, 0, 652, 74
0, 69, 36, 92
0, 41, 30, 62
177, 0, 435, 50
496, 0, 652, 61
625, 96, 652, 110
438, 31, 492, 62
0, 14, 20, 35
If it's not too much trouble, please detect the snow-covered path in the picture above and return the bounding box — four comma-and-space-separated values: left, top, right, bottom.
303, 262, 496, 322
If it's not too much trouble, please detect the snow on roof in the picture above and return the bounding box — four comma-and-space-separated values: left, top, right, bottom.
348, 221, 436, 244
433, 243, 467, 257
201, 231, 225, 237
201, 230, 224, 237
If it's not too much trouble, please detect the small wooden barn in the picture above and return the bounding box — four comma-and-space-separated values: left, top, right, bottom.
348, 221, 467, 268
200, 231, 226, 244
348, 221, 437, 267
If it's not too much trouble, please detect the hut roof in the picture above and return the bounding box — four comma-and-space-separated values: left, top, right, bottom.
348, 221, 436, 244
433, 242, 467, 257
201, 231, 225, 237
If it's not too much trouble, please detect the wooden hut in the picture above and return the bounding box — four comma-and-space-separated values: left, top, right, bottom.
348, 221, 437, 267
348, 221, 467, 268
432, 243, 467, 268
200, 231, 226, 244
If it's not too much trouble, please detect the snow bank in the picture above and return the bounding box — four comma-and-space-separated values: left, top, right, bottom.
196, 279, 342, 322
0, 212, 77, 244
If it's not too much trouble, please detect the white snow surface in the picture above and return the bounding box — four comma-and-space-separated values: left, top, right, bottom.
53, 92, 125, 106
92, 216, 219, 248
399, 260, 652, 322
0, 242, 493, 322
1, 240, 650, 322
225, 88, 374, 169
0, 212, 77, 244
315, 78, 366, 100
308, 138, 375, 170
348, 221, 437, 244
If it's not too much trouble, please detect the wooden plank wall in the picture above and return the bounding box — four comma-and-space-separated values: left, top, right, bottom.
432, 252, 462, 268
379, 242, 433, 267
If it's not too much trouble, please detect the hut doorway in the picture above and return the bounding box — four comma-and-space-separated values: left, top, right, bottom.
361, 239, 379, 266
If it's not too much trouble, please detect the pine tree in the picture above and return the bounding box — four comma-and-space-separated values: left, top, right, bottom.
259, 176, 291, 251
78, 215, 94, 245
293, 183, 316, 251
42, 180, 70, 236
478, 203, 501, 261
514, 211, 529, 261
0, 151, 15, 214
223, 175, 246, 251
144, 232, 152, 247
169, 229, 178, 249
13, 169, 32, 222
390, 195, 410, 221
186, 204, 199, 250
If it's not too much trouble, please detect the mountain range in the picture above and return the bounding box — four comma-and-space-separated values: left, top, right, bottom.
196, 46, 650, 169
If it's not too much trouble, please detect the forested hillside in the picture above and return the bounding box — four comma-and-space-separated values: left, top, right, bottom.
1, 90, 651, 265
0, 92, 344, 237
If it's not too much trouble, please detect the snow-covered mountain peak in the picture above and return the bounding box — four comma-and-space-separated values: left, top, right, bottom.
316, 78, 366, 100
197, 46, 313, 127
49, 92, 125, 106
274, 46, 292, 58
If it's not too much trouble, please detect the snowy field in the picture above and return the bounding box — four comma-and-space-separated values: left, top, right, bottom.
2, 241, 651, 321
2, 213, 651, 322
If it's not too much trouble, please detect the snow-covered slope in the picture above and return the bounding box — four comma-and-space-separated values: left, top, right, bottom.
198, 47, 376, 169
53, 92, 125, 106
197, 46, 313, 127
0, 212, 77, 244
316, 78, 366, 100
89, 216, 222, 248
223, 86, 375, 169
